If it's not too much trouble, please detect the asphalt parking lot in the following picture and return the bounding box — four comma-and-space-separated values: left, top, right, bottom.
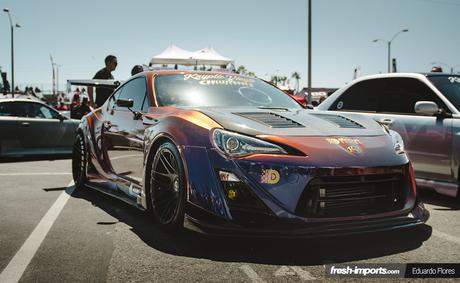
0, 159, 459, 282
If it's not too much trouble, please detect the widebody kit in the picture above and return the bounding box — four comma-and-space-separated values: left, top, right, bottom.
72, 71, 429, 237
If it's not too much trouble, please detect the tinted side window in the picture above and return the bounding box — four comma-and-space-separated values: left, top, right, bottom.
0, 102, 14, 116
107, 86, 124, 110
331, 80, 382, 112
15, 102, 60, 119
379, 78, 448, 114
118, 77, 148, 112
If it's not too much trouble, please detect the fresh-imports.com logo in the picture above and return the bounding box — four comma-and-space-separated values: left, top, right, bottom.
330, 265, 401, 276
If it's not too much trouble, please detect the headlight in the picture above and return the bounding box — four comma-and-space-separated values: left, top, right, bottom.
212, 129, 287, 157
389, 130, 405, 154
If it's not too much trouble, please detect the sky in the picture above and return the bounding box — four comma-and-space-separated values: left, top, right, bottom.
0, 0, 459, 91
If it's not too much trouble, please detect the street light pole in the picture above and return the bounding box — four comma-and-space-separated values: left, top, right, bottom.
387, 41, 391, 73
3, 8, 20, 97
307, 0, 312, 103
373, 29, 408, 73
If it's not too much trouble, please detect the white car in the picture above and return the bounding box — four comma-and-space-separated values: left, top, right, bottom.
318, 73, 460, 198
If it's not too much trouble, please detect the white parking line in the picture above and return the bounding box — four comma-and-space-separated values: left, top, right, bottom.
240, 265, 266, 283
291, 266, 316, 280
274, 266, 316, 280
0, 173, 71, 176
0, 181, 75, 283
432, 229, 460, 245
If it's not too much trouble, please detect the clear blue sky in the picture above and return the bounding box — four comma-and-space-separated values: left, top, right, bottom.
0, 0, 459, 91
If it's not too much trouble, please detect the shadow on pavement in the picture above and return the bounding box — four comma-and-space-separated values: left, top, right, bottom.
70, 186, 432, 266
418, 189, 460, 211
43, 187, 68, 192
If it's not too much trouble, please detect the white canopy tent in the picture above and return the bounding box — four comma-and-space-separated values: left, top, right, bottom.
190, 47, 234, 66
150, 45, 234, 66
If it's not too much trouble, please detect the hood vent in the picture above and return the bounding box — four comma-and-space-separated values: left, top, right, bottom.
234, 112, 305, 128
312, 113, 364, 129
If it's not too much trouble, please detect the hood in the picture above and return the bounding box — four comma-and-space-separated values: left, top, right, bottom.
193, 107, 385, 137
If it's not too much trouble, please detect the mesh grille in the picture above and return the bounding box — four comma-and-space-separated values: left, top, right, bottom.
312, 113, 364, 129
234, 112, 305, 128
296, 173, 408, 218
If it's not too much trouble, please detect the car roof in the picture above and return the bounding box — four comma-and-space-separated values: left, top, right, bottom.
351, 72, 457, 82
139, 69, 248, 78
0, 98, 46, 104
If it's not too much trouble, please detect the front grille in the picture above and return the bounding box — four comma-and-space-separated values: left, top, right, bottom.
296, 173, 408, 218
312, 113, 364, 129
234, 112, 305, 128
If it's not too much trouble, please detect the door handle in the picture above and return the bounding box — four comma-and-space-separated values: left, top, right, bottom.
21, 122, 30, 127
378, 118, 394, 126
143, 116, 158, 126
103, 121, 112, 129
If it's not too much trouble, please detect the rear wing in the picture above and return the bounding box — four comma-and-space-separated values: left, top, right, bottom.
66, 79, 123, 93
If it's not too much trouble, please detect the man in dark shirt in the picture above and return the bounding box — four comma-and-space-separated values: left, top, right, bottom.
88, 55, 118, 107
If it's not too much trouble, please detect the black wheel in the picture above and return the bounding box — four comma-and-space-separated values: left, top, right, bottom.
72, 132, 87, 189
457, 169, 460, 202
149, 142, 186, 230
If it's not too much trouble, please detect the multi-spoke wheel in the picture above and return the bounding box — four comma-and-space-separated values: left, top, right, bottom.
149, 142, 186, 229
72, 132, 87, 189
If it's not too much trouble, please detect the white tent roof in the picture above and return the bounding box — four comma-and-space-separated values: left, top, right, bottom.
150, 45, 234, 66
191, 47, 233, 65
150, 44, 194, 65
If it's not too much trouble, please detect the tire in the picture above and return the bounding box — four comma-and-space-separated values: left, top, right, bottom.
457, 169, 460, 202
148, 141, 186, 230
72, 132, 88, 189
457, 183, 460, 202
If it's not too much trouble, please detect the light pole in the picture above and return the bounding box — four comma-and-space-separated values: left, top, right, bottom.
56, 64, 61, 94
373, 29, 408, 73
307, 0, 312, 103
3, 8, 20, 97
431, 62, 460, 74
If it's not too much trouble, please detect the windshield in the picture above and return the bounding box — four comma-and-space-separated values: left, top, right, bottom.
428, 75, 460, 111
154, 73, 302, 109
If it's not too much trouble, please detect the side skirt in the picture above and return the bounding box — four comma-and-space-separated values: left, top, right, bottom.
84, 182, 146, 211
416, 178, 458, 198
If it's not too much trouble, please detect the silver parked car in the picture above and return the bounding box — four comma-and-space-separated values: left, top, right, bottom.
0, 98, 79, 159
318, 73, 460, 198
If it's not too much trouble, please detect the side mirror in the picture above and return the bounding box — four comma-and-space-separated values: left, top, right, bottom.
116, 98, 134, 108
414, 101, 439, 116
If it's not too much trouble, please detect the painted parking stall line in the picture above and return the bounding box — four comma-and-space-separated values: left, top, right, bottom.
0, 181, 75, 283
240, 265, 266, 283
274, 266, 316, 280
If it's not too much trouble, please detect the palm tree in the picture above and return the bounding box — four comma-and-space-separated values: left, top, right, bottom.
291, 72, 301, 92
237, 65, 247, 75
270, 75, 279, 86
280, 76, 288, 86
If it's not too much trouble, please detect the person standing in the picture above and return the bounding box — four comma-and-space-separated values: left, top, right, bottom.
88, 55, 118, 107
131, 65, 144, 76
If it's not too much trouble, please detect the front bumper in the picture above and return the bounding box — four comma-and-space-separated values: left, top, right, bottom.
184, 201, 429, 239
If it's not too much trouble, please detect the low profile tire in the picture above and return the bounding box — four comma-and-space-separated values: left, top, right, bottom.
457, 183, 460, 202
72, 132, 88, 189
149, 141, 186, 230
